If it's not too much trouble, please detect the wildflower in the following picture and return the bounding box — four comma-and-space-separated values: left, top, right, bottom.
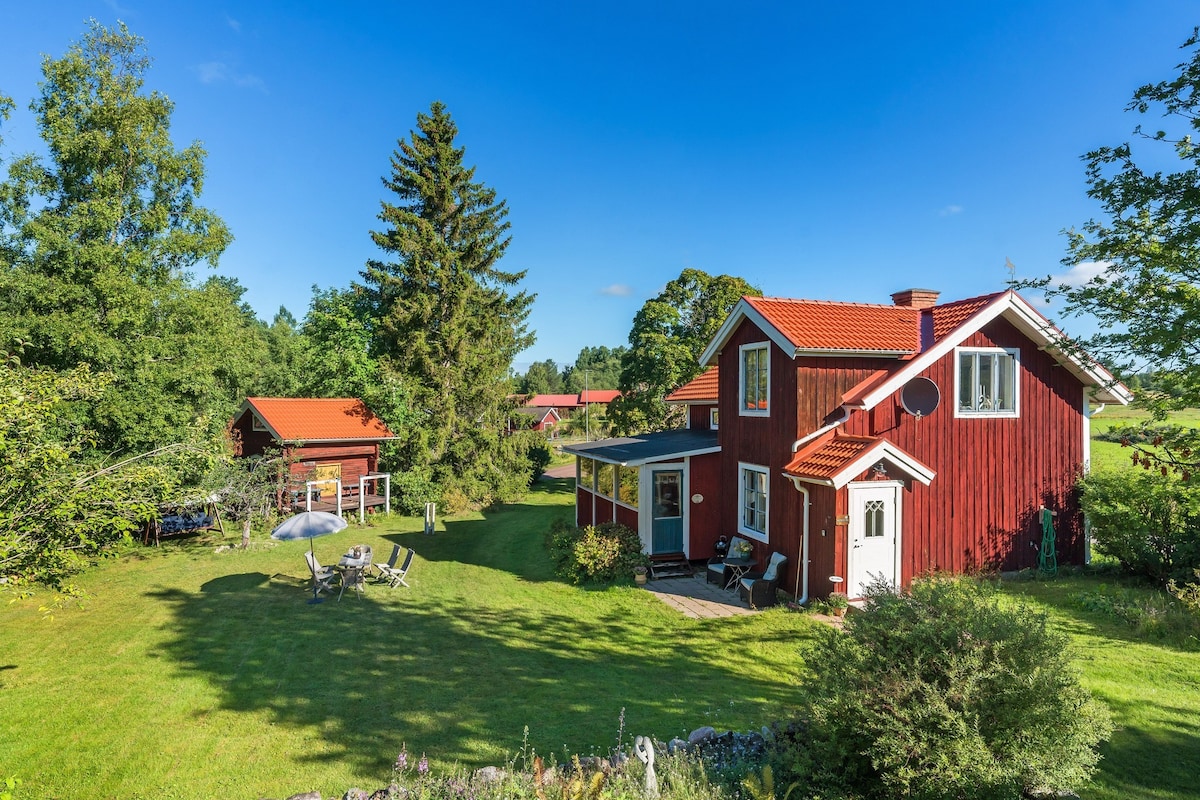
394, 744, 409, 773
418, 753, 429, 776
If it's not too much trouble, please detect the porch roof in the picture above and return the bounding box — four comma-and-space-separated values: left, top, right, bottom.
561, 429, 720, 467
783, 431, 935, 489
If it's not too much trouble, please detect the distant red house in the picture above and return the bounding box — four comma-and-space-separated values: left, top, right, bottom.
565, 288, 1131, 601
510, 406, 562, 434
579, 389, 621, 405
231, 397, 396, 519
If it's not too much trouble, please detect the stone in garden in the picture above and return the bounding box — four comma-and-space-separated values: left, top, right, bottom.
687, 726, 716, 744
285, 793, 322, 800
474, 766, 507, 783
666, 737, 687, 754
341, 789, 369, 800
368, 786, 401, 800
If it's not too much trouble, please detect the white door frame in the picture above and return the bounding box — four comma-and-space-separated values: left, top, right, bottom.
639, 461, 689, 557
847, 481, 903, 598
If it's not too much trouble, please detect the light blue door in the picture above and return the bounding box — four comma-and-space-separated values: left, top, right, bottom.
651, 470, 684, 553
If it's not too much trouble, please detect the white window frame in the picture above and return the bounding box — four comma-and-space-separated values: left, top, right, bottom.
709, 407, 719, 429
737, 462, 770, 543
739, 342, 770, 417
954, 346, 1020, 418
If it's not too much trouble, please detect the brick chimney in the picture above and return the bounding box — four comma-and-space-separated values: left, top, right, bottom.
891, 288, 940, 309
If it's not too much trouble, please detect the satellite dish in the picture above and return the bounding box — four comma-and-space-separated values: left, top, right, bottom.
900, 377, 940, 417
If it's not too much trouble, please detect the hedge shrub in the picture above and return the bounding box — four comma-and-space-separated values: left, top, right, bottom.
774, 577, 1112, 800
548, 519, 648, 584
1081, 469, 1200, 583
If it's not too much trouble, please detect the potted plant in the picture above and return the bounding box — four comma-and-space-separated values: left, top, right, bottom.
827, 591, 849, 618
633, 565, 649, 585
731, 539, 754, 559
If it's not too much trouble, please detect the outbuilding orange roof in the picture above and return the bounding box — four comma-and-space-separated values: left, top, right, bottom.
243, 398, 395, 442
526, 393, 583, 408
746, 296, 922, 354
580, 389, 621, 404
665, 367, 719, 403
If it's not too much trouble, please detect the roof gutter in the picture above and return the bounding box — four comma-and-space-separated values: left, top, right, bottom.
791, 405, 851, 452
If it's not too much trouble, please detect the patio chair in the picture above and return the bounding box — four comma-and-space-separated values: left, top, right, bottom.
706, 535, 750, 585
376, 546, 414, 588
372, 544, 401, 582
304, 551, 339, 596
737, 551, 788, 609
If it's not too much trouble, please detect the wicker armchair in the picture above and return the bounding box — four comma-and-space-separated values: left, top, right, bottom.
737, 551, 787, 608
706, 536, 749, 585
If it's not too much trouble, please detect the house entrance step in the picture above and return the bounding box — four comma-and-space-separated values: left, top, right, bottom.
649, 558, 693, 579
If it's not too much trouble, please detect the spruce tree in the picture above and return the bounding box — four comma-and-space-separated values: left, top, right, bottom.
361, 102, 535, 509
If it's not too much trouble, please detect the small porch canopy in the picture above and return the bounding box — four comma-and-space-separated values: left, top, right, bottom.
562, 429, 720, 466
783, 431, 935, 489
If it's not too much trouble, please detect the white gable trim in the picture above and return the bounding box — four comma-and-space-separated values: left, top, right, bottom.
851, 291, 1132, 411
700, 298, 796, 366
785, 440, 935, 490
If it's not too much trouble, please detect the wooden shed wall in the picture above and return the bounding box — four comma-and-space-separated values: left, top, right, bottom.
686, 452, 723, 558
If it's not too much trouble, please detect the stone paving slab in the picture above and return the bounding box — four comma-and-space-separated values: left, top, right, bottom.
642, 573, 756, 618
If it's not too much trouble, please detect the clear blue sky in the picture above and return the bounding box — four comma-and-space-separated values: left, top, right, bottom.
1, 2, 1196, 370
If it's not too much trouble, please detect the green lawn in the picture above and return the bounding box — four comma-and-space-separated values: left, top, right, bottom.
0, 479, 818, 799
2, 476, 1198, 799
1090, 405, 1200, 473
999, 576, 1200, 800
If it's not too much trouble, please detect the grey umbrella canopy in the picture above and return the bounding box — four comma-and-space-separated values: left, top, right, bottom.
271, 511, 348, 541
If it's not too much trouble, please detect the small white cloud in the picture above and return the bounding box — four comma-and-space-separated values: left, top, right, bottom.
1049, 261, 1111, 288
226, 16, 242, 33
194, 61, 265, 91
938, 204, 963, 217
600, 284, 633, 297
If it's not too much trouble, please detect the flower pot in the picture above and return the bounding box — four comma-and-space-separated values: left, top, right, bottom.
832, 606, 846, 618
634, 573, 648, 585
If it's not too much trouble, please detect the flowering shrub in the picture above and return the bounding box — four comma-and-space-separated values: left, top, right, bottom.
548, 520, 649, 584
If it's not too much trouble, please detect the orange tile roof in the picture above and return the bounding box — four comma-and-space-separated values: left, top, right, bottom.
580, 389, 621, 404
526, 393, 582, 408
665, 367, 719, 403
929, 292, 1003, 341
244, 398, 395, 442
746, 296, 921, 353
783, 432, 880, 482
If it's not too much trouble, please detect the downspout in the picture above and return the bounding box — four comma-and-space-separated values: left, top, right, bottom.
792, 481, 810, 605
792, 405, 851, 452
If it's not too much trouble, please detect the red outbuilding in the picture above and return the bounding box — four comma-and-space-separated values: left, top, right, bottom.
231, 397, 396, 521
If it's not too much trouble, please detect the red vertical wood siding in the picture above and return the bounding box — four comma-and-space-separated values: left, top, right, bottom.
687, 452, 722, 557
842, 317, 1085, 580
615, 503, 638, 530
687, 404, 715, 430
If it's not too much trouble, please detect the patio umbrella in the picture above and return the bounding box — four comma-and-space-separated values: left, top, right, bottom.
272, 511, 348, 604
271, 510, 347, 543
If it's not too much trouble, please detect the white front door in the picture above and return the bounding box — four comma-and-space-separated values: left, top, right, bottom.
847, 483, 901, 598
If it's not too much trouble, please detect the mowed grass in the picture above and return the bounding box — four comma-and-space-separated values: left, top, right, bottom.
0, 479, 818, 799
999, 577, 1200, 800
1089, 405, 1200, 473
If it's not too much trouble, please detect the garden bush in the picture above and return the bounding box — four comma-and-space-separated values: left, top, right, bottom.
1081, 469, 1200, 583
548, 520, 648, 584
773, 576, 1112, 800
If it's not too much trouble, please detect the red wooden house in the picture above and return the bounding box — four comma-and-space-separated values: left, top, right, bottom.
566, 288, 1130, 601
231, 397, 396, 520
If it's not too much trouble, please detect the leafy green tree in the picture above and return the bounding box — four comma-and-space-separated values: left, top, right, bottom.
0, 363, 212, 590
563, 345, 626, 392
521, 359, 563, 394
780, 577, 1112, 800
255, 306, 308, 398
610, 269, 759, 434
0, 21, 238, 453
1022, 28, 1200, 470
360, 102, 534, 509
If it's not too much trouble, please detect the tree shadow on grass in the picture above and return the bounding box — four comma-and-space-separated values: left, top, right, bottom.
1090, 695, 1200, 798
146, 572, 811, 785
